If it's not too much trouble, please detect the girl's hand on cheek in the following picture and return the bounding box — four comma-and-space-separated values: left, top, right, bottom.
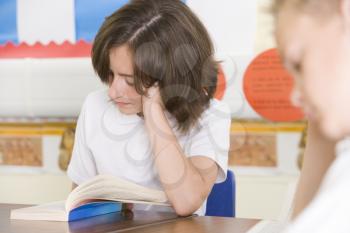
142, 83, 164, 115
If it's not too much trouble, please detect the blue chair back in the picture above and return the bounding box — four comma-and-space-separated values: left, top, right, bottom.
205, 169, 235, 217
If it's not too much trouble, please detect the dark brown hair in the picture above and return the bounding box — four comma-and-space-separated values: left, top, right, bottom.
92, 0, 217, 133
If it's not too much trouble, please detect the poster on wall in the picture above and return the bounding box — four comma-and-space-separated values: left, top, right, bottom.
0, 124, 67, 174
0, 136, 42, 167
229, 132, 277, 168
243, 49, 304, 122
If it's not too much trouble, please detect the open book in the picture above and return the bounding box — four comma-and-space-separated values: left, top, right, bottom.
11, 174, 170, 221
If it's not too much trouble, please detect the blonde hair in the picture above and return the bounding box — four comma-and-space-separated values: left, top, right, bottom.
272, 0, 340, 17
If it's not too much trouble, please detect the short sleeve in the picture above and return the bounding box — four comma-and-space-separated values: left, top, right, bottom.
185, 100, 231, 183
67, 98, 97, 185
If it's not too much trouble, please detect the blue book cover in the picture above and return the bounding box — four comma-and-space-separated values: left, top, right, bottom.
68, 201, 122, 221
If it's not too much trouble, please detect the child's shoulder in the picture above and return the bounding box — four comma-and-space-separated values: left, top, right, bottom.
191, 99, 231, 130
79, 89, 111, 120
202, 99, 231, 121
208, 99, 230, 112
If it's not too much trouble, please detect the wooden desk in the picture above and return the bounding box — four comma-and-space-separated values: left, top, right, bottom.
1, 204, 259, 233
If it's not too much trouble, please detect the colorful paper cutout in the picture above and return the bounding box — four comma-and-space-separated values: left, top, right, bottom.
243, 48, 304, 122
0, 40, 91, 58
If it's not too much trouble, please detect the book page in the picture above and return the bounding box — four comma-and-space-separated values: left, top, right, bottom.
66, 175, 169, 211
11, 201, 67, 221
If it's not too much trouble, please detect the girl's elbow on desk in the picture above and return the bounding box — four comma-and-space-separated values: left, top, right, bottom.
171, 187, 208, 217
170, 160, 218, 216
172, 197, 204, 217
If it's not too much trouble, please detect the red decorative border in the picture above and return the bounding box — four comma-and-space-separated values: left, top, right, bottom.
0, 40, 227, 100
0, 40, 92, 58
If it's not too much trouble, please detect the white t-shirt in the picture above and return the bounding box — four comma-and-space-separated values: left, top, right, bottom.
67, 89, 231, 215
283, 137, 350, 233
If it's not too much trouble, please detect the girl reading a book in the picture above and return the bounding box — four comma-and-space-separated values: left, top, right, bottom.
274, 0, 350, 231
67, 0, 231, 216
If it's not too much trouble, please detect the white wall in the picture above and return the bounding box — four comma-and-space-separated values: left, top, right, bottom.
0, 58, 103, 117
0, 1, 263, 119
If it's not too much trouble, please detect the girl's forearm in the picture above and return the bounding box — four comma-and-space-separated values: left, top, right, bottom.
143, 103, 207, 216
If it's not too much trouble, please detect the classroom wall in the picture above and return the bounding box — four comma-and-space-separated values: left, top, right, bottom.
0, 0, 262, 119
0, 0, 299, 221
